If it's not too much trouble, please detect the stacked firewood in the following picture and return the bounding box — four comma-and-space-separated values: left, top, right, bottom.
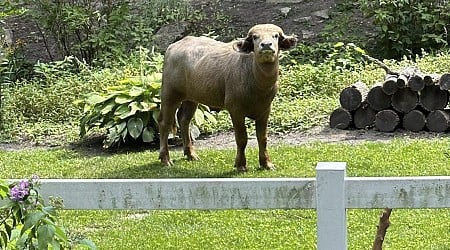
330, 67, 450, 132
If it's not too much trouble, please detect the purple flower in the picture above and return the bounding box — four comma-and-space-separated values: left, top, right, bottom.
9, 179, 31, 201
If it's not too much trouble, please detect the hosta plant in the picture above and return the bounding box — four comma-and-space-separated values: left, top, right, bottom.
78, 72, 217, 148
79, 73, 162, 148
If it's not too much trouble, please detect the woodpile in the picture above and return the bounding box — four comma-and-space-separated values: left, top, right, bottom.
330, 67, 450, 133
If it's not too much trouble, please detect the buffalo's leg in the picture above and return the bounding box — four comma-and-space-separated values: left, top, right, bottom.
256, 116, 275, 170
230, 114, 248, 172
158, 98, 179, 166
177, 101, 200, 161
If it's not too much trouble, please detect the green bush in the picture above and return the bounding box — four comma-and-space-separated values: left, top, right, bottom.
359, 0, 450, 59
22, 0, 195, 66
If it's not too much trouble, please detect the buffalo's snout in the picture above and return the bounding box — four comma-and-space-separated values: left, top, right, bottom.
260, 41, 274, 51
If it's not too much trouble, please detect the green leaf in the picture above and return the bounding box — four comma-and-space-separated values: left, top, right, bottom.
334, 42, 344, 48
42, 206, 57, 217
127, 117, 144, 139
85, 93, 107, 105
129, 86, 145, 97
115, 94, 133, 104
1, 231, 8, 248
114, 104, 131, 119
37, 224, 56, 249
54, 225, 68, 243
190, 124, 201, 139
204, 111, 217, 124
152, 110, 160, 124
100, 99, 116, 115
22, 211, 45, 235
142, 127, 155, 142
194, 109, 205, 126
77, 239, 97, 250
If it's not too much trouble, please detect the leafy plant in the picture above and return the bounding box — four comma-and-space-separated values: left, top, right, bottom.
79, 73, 162, 148
0, 176, 96, 249
359, 0, 450, 59
22, 0, 196, 66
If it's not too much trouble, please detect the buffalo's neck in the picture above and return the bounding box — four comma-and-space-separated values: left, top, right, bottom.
252, 58, 279, 90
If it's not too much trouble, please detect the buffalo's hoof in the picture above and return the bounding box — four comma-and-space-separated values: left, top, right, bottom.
235, 165, 248, 172
260, 162, 276, 171
160, 159, 174, 167
185, 152, 200, 161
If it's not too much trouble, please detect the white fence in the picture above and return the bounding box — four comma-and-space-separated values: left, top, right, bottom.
3, 162, 450, 249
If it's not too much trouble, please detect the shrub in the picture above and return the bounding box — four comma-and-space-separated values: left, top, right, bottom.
77, 48, 217, 148
21, 0, 195, 66
359, 0, 450, 59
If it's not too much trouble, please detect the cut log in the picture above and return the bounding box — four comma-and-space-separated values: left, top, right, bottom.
391, 88, 418, 113
353, 104, 376, 129
426, 110, 450, 132
423, 73, 440, 86
339, 81, 369, 111
407, 75, 425, 92
375, 110, 400, 132
419, 85, 449, 111
330, 108, 352, 129
396, 74, 408, 88
367, 85, 392, 111
402, 110, 426, 132
438, 73, 450, 90
397, 67, 417, 88
382, 75, 398, 95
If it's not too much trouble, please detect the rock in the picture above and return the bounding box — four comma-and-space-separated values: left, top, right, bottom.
294, 16, 312, 23
301, 30, 315, 39
280, 7, 291, 17
312, 9, 330, 19
153, 22, 191, 53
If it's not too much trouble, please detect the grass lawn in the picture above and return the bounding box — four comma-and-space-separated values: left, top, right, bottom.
1, 138, 450, 249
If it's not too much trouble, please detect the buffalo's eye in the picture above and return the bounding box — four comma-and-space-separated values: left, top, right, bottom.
252, 34, 259, 40
273, 33, 279, 39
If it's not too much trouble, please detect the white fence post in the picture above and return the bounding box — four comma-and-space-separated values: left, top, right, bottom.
316, 162, 347, 250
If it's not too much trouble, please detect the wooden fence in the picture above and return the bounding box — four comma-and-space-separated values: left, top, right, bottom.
2, 162, 450, 249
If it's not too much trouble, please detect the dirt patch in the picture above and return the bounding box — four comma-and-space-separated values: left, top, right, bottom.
192, 0, 337, 42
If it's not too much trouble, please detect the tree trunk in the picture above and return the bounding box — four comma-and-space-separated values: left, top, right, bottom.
339, 81, 369, 111
391, 88, 418, 113
426, 110, 450, 132
367, 85, 392, 111
330, 108, 352, 129
375, 110, 400, 132
382, 75, 398, 95
353, 104, 376, 129
438, 73, 450, 90
419, 85, 449, 111
407, 75, 425, 92
372, 208, 393, 250
403, 109, 426, 132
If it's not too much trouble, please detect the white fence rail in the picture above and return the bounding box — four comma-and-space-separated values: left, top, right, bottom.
2, 162, 450, 249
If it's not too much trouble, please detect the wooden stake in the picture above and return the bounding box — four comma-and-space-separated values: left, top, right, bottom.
372, 208, 393, 250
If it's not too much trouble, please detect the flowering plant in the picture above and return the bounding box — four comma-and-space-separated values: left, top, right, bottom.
0, 176, 96, 249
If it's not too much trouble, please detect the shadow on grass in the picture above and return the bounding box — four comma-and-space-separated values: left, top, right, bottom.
102, 159, 240, 179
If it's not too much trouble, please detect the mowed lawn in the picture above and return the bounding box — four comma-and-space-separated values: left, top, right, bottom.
1, 138, 450, 249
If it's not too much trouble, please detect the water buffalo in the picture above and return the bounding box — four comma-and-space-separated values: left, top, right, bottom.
158, 24, 297, 171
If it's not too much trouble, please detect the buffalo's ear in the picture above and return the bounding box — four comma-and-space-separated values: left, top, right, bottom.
233, 37, 254, 53
279, 34, 298, 50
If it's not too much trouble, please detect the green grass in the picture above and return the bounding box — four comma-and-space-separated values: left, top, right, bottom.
1, 139, 450, 249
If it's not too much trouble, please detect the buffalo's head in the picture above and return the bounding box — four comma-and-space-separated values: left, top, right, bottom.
234, 24, 298, 63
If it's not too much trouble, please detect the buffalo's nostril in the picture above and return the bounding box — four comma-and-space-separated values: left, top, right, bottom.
260, 42, 273, 49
